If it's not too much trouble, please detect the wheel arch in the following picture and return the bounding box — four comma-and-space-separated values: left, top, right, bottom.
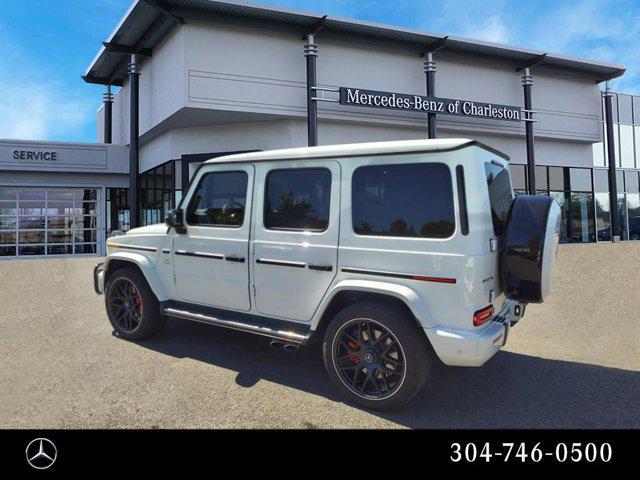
103, 252, 168, 301
310, 280, 435, 338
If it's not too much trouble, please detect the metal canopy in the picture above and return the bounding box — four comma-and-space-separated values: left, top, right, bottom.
84, 0, 627, 86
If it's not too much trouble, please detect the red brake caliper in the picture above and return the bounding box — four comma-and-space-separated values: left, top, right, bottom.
348, 341, 360, 362
133, 293, 143, 317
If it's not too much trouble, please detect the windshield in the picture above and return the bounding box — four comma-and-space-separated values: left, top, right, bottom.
484, 162, 514, 236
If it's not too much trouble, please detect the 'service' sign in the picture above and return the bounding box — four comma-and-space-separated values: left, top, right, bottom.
12, 150, 58, 161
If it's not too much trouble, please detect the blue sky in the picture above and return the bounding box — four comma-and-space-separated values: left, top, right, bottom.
1, 0, 639, 143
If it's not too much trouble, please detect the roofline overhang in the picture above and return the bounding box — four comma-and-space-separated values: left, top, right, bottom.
83, 0, 627, 86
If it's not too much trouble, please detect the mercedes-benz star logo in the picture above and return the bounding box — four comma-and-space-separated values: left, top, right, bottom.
25, 438, 57, 470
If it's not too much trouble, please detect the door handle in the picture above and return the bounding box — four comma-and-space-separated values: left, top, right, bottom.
256, 258, 305, 269
308, 264, 333, 272
225, 255, 245, 263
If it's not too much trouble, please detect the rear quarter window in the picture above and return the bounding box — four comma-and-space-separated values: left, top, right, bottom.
484, 162, 514, 236
352, 162, 455, 238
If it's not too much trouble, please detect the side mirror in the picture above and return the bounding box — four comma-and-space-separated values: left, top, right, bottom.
166, 209, 187, 234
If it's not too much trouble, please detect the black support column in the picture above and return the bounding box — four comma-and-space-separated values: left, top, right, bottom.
128, 54, 140, 229
103, 85, 113, 144
424, 52, 437, 139
305, 33, 318, 147
522, 67, 536, 194
603, 82, 621, 242
422, 37, 447, 139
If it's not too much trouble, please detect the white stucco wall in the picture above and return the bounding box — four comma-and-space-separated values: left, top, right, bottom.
114, 19, 605, 173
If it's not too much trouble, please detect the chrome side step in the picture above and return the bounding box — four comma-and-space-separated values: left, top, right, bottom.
163, 307, 311, 344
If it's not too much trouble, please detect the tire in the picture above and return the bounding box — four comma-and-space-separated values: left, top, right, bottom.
105, 266, 167, 340
322, 302, 432, 410
501, 195, 561, 303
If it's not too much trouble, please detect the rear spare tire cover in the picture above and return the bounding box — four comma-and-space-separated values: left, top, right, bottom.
500, 195, 561, 303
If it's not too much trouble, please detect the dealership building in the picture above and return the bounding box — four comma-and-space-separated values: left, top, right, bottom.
1, 0, 639, 258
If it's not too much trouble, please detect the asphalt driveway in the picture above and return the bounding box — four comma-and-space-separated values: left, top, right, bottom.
0, 243, 638, 428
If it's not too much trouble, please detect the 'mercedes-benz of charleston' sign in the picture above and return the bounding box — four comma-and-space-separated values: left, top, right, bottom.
339, 87, 522, 122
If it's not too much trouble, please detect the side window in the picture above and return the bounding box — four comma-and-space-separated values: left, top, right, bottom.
484, 162, 513, 236
352, 163, 455, 238
186, 170, 248, 227
264, 168, 331, 231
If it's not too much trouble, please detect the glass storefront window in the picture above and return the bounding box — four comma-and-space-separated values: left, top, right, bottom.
619, 124, 635, 168
570, 168, 592, 192
618, 94, 634, 125
618, 194, 629, 240
592, 140, 605, 167
627, 194, 640, 240
140, 161, 177, 226
603, 126, 621, 168
509, 164, 527, 192
569, 192, 595, 243
614, 126, 621, 167
595, 193, 612, 242
603, 125, 621, 167
626, 171, 640, 193
616, 170, 625, 193
548, 167, 565, 191
535, 166, 548, 190
550, 191, 570, 244
603, 127, 609, 167
594, 169, 609, 193
106, 188, 130, 235
544, 176, 595, 244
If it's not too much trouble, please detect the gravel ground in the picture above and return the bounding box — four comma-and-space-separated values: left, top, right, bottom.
0, 243, 638, 429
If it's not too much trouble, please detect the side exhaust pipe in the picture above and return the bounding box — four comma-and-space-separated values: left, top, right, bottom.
283, 343, 299, 352
269, 339, 284, 349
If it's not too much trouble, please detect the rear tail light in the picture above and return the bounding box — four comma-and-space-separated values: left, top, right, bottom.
473, 305, 495, 327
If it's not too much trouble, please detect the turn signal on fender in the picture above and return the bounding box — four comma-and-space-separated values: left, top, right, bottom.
473, 305, 495, 327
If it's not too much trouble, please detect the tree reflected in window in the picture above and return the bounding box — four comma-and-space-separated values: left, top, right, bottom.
352, 163, 455, 238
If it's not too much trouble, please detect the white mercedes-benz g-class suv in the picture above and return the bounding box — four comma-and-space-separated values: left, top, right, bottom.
94, 139, 560, 410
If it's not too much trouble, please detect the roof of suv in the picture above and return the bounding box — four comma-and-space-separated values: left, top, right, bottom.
205, 138, 508, 164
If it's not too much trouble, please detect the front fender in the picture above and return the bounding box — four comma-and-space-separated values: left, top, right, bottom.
103, 252, 168, 301
311, 279, 436, 330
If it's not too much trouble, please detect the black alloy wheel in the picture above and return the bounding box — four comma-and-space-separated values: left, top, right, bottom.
332, 318, 406, 400
107, 277, 144, 333
323, 301, 432, 410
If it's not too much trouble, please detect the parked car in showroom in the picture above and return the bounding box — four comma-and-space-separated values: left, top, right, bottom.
94, 139, 561, 410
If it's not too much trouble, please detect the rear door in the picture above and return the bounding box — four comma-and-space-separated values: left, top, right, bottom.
251, 161, 340, 322
172, 164, 254, 311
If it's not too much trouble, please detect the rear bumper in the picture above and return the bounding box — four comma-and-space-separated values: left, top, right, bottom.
424, 299, 525, 367
93, 262, 104, 295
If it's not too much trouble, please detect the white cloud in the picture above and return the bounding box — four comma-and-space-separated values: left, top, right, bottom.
0, 22, 97, 142
419, 0, 640, 94
461, 14, 510, 44
521, 0, 640, 94
0, 79, 93, 141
